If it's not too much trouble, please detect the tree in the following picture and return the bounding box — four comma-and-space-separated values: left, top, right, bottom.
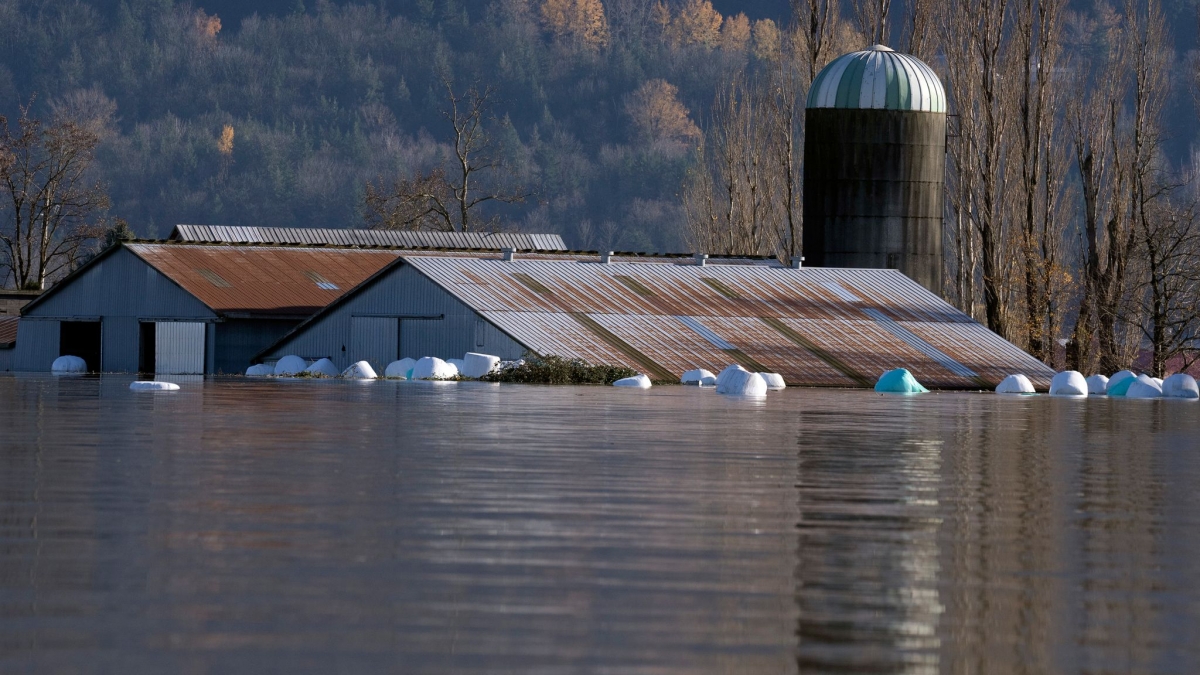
851, 0, 892, 45
363, 80, 527, 233
0, 103, 109, 290
719, 13, 750, 54
668, 0, 723, 48
624, 79, 701, 153
540, 0, 610, 51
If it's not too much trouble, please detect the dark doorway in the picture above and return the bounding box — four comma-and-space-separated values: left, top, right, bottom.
139, 322, 156, 373
60, 321, 102, 372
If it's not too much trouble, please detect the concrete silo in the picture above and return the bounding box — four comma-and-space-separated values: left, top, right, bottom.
802, 45, 947, 294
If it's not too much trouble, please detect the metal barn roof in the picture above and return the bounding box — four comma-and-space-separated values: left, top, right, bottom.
391, 255, 1052, 389
0, 316, 17, 347
170, 225, 568, 251
128, 244, 402, 318
807, 45, 946, 113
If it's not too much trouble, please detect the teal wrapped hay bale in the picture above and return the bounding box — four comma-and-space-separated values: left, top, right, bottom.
875, 368, 928, 394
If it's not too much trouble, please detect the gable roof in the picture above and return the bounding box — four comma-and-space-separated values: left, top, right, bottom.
259, 251, 1055, 389
170, 225, 568, 251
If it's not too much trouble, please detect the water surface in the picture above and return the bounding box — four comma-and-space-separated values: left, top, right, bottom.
0, 375, 1197, 673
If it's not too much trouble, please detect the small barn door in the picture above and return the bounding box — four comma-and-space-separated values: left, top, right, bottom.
60, 321, 102, 372
155, 322, 205, 374
399, 318, 443, 360
351, 317, 398, 373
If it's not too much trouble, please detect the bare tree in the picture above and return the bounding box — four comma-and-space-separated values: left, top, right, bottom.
1133, 191, 1200, 376
791, 0, 841, 84
364, 79, 527, 232
850, 0, 891, 45
0, 102, 109, 290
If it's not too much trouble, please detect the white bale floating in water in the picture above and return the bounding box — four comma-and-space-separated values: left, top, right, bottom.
759, 373, 786, 390
304, 358, 340, 377
274, 355, 308, 376
384, 357, 416, 379
874, 368, 928, 394
717, 370, 768, 396
613, 374, 652, 389
1152, 377, 1164, 387
715, 364, 748, 389
1105, 370, 1137, 397
245, 363, 274, 376
1126, 374, 1162, 399
448, 358, 466, 373
51, 355, 87, 374
1086, 374, 1109, 395
130, 381, 180, 391
411, 356, 457, 380
341, 360, 377, 380
1049, 371, 1088, 397
461, 353, 500, 379
1162, 373, 1199, 399
996, 374, 1035, 394
681, 368, 716, 386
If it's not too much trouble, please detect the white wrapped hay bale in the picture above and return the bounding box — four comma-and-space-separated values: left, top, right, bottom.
1085, 374, 1109, 395
613, 374, 652, 388
340, 361, 377, 380
1162, 373, 1199, 399
715, 364, 748, 389
1049, 371, 1088, 397
130, 381, 179, 391
304, 358, 340, 377
411, 356, 457, 380
274, 355, 308, 376
461, 353, 501, 379
758, 373, 786, 390
51, 355, 87, 374
681, 368, 716, 386
996, 374, 1035, 394
1125, 374, 1162, 399
245, 363, 274, 376
384, 357, 416, 379
717, 369, 767, 396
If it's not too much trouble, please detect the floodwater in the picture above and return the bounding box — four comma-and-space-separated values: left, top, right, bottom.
0, 375, 1197, 674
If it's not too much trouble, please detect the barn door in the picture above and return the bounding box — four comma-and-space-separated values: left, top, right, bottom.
155, 322, 205, 374
350, 317, 398, 373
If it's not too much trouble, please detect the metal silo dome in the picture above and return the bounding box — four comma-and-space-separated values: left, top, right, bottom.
806, 45, 945, 113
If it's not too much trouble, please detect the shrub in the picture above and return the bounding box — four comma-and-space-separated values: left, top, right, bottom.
481, 354, 637, 385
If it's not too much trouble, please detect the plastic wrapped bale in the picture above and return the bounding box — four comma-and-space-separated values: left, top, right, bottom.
245, 364, 274, 376
130, 381, 180, 391
341, 361, 378, 380
715, 364, 748, 389
411, 356, 457, 380
1162, 373, 1199, 399
759, 373, 786, 390
274, 355, 308, 376
461, 353, 500, 379
995, 374, 1036, 394
1125, 374, 1162, 399
1049, 371, 1088, 397
1152, 377, 1164, 387
717, 369, 768, 396
1105, 370, 1137, 397
613, 374, 652, 389
681, 368, 716, 386
384, 358, 416, 379
874, 368, 928, 394
304, 358, 340, 377
51, 355, 87, 374
1086, 374, 1109, 395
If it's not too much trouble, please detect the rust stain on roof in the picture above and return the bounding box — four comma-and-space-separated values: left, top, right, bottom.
406, 256, 1054, 389
0, 316, 18, 346
128, 244, 401, 317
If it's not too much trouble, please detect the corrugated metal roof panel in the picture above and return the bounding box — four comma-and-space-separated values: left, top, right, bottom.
405, 256, 1054, 389
0, 316, 18, 346
128, 244, 400, 317
170, 225, 568, 251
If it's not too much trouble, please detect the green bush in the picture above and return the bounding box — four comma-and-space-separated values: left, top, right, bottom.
481, 354, 637, 385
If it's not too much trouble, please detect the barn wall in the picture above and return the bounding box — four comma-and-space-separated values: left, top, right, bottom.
12, 319, 60, 372
215, 319, 300, 374
262, 263, 525, 370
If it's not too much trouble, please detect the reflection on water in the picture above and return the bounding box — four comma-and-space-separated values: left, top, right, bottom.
0, 375, 1197, 673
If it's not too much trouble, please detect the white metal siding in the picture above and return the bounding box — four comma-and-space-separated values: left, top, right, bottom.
156, 322, 206, 374
351, 316, 398, 373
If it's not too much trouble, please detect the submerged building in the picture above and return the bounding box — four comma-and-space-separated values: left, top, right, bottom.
803, 45, 947, 294
258, 250, 1054, 390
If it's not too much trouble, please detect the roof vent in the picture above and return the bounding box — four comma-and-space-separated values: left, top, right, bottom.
304, 271, 339, 290
790, 256, 805, 269
502, 247, 515, 262
694, 253, 708, 267
601, 251, 614, 265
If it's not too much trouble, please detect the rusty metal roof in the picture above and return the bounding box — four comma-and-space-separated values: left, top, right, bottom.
405, 256, 1055, 389
170, 225, 568, 251
128, 244, 402, 318
0, 316, 17, 347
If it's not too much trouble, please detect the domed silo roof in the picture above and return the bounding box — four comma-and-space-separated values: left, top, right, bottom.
806, 45, 946, 113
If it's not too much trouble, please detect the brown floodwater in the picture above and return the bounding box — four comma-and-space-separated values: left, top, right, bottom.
0, 374, 1197, 673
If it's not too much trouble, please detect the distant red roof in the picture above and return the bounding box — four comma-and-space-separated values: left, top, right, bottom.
128, 244, 402, 317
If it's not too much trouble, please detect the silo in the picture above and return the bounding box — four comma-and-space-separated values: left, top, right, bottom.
802, 45, 946, 294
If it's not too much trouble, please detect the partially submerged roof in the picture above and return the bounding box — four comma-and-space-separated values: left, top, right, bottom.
170, 225, 568, 251
0, 316, 17, 347
127, 243, 402, 318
